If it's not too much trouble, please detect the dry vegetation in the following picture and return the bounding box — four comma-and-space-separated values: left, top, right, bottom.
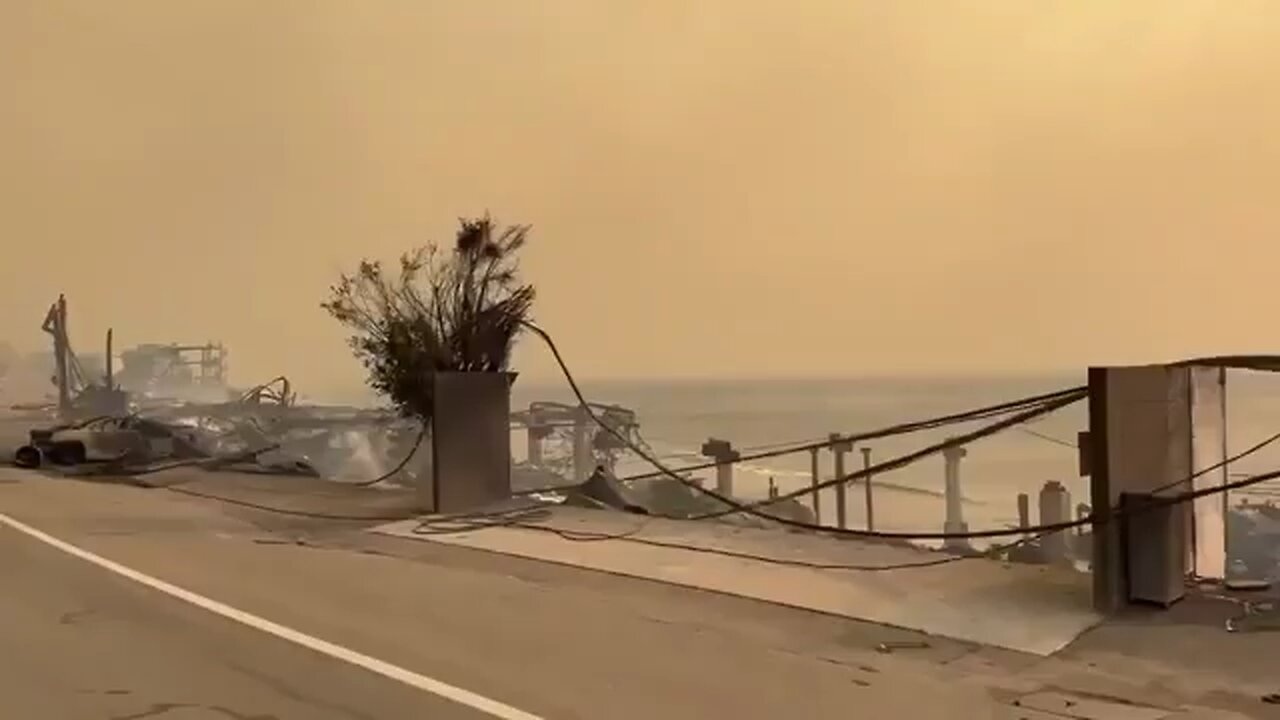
322, 215, 536, 421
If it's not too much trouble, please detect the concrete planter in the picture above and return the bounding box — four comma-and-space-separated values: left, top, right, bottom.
423, 371, 516, 514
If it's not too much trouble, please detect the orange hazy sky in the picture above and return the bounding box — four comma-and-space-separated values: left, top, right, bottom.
2, 1, 1279, 394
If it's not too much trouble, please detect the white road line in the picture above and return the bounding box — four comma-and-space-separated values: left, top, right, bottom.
0, 512, 544, 720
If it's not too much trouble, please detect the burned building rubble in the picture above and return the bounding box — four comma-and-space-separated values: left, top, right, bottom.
4, 294, 823, 529
3, 295, 419, 483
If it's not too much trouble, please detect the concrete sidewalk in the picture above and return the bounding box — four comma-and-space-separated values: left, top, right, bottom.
375, 504, 1100, 656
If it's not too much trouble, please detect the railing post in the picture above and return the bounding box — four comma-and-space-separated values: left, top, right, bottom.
829, 433, 854, 530
809, 447, 822, 523
860, 447, 875, 531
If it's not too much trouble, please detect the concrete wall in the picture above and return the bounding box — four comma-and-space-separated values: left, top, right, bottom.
1189, 366, 1228, 580
429, 371, 514, 514
1088, 365, 1193, 612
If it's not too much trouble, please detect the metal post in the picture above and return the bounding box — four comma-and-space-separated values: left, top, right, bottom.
104, 328, 114, 388
809, 448, 821, 523
527, 426, 551, 468
861, 447, 874, 531
1017, 493, 1031, 541
525, 406, 547, 467
572, 409, 592, 483
46, 295, 71, 415
834, 446, 847, 530
526, 428, 542, 467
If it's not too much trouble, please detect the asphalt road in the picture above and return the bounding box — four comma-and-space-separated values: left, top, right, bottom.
0, 472, 1052, 719
0, 520, 502, 720
1, 467, 1277, 718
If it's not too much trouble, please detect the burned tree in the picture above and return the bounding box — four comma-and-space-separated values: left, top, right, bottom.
322, 215, 536, 422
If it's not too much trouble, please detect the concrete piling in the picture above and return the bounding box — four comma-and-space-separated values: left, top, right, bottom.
829, 434, 854, 530
1039, 480, 1072, 564
700, 438, 740, 497
942, 442, 972, 552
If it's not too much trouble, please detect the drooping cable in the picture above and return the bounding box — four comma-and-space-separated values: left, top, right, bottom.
521, 321, 1280, 541
520, 319, 1089, 539
618, 385, 1087, 482
419, 431, 1280, 572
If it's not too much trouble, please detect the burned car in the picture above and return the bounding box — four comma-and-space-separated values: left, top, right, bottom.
13, 415, 203, 469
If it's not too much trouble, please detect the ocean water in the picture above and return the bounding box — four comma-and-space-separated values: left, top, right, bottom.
509, 371, 1280, 536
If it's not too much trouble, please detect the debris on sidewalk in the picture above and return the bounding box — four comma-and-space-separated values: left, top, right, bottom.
1009, 691, 1170, 720
875, 640, 930, 654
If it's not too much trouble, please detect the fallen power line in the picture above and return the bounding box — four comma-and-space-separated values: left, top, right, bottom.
520, 319, 1091, 538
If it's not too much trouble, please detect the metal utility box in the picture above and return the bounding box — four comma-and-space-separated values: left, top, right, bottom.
1121, 492, 1187, 607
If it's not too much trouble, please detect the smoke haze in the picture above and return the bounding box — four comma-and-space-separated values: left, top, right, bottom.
3, 1, 1279, 396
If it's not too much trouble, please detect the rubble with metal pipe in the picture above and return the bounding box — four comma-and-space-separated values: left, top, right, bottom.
7, 395, 425, 482
3, 295, 422, 483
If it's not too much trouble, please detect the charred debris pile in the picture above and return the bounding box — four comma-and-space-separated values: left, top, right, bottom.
10, 384, 418, 484
4, 295, 418, 484
1, 291, 834, 528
